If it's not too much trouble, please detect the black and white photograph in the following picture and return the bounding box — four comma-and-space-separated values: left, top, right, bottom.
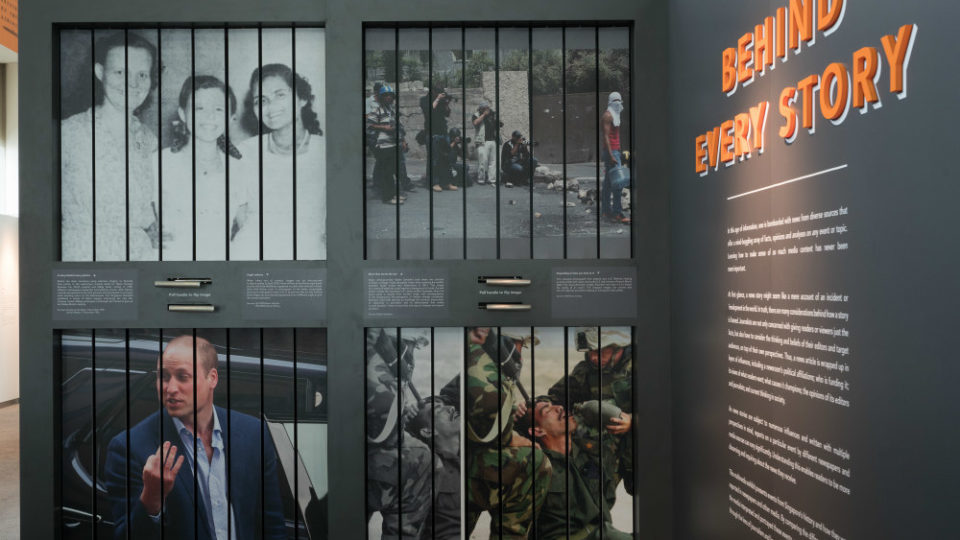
363, 326, 634, 539
58, 327, 328, 539
59, 26, 326, 262
363, 25, 633, 260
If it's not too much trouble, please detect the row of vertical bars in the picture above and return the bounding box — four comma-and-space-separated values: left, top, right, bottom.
58, 26, 326, 263
364, 326, 636, 539
58, 328, 327, 539
363, 24, 634, 260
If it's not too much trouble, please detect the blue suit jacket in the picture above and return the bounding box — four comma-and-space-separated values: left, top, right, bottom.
104, 406, 286, 540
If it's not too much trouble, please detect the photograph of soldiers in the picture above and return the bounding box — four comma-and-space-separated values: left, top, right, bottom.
516, 398, 632, 539
464, 327, 551, 538
365, 328, 433, 539
548, 328, 634, 516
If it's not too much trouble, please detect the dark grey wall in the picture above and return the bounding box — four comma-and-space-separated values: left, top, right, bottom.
20, 1, 671, 539
670, 1, 960, 538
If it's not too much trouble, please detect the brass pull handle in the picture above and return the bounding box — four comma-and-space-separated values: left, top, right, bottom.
167, 304, 216, 313
480, 303, 532, 311
480, 278, 531, 286
154, 278, 212, 288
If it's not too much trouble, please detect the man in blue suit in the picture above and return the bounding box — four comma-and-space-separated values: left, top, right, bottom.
104, 334, 286, 540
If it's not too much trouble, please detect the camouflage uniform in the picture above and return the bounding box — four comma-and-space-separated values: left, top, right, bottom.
535, 421, 631, 540
466, 339, 552, 539
547, 345, 634, 509
366, 329, 433, 539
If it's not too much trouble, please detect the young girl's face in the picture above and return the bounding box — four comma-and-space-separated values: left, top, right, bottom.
180, 87, 228, 144
252, 75, 306, 132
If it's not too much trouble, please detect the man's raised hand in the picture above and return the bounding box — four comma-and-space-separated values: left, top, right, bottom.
140, 441, 186, 516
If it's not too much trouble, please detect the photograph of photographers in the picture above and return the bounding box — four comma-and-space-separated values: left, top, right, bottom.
59, 328, 328, 539
364, 25, 632, 260
59, 26, 326, 262
365, 326, 636, 539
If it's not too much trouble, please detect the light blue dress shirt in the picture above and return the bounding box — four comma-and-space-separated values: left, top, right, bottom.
171, 409, 238, 540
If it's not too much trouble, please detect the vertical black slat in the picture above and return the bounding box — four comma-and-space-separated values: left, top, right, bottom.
191, 29, 197, 262
157, 27, 163, 262
260, 327, 265, 538
56, 30, 62, 260
293, 328, 299, 538
426, 28, 433, 260
124, 29, 130, 261
528, 26, 534, 258
529, 326, 536, 537
496, 327, 502, 536
91, 29, 97, 261
594, 26, 601, 259
258, 26, 264, 261
461, 28, 467, 259
630, 326, 638, 533
564, 327, 570, 538
362, 28, 367, 259
292, 26, 298, 260
396, 328, 404, 536
224, 26, 231, 259
125, 329, 131, 540
598, 327, 604, 540
394, 27, 401, 260
561, 30, 567, 259
193, 328, 199, 540
225, 329, 232, 540
627, 26, 634, 260
159, 329, 164, 540
91, 328, 97, 540
494, 29, 501, 260
462, 328, 468, 539
429, 327, 436, 537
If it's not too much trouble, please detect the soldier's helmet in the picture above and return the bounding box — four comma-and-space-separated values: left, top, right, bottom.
575, 327, 631, 351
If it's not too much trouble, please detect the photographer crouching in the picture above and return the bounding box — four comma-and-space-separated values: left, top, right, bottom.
500, 130, 538, 187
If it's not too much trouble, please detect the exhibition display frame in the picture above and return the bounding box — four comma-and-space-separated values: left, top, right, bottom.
20, 1, 671, 539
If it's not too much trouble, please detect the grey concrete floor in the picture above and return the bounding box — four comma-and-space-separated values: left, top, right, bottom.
0, 403, 19, 540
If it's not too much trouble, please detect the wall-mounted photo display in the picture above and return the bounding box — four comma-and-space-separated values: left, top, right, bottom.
59, 26, 326, 262
58, 328, 328, 539
364, 326, 636, 539
364, 24, 633, 260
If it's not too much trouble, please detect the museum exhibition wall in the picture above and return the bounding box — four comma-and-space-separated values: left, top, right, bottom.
20, 0, 958, 538
670, 1, 959, 538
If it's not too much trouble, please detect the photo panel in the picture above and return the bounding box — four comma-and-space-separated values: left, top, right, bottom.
260, 328, 302, 538
428, 327, 465, 539
463, 326, 496, 538
225, 328, 265, 539
598, 27, 633, 258
125, 329, 162, 540
226, 28, 262, 261
159, 28, 194, 261
499, 326, 536, 537
59, 330, 93, 538
397, 328, 433, 536
530, 327, 569, 538
464, 28, 498, 259
60, 30, 94, 262
93, 329, 128, 537
531, 28, 566, 259
294, 328, 329, 538
564, 27, 599, 258
565, 326, 604, 534
365, 327, 400, 539
397, 28, 430, 260
364, 28, 399, 259
600, 326, 636, 536
125, 29, 161, 262
430, 27, 465, 260
255, 28, 296, 260
498, 28, 533, 259
191, 30, 230, 261
293, 27, 327, 261
194, 328, 234, 538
